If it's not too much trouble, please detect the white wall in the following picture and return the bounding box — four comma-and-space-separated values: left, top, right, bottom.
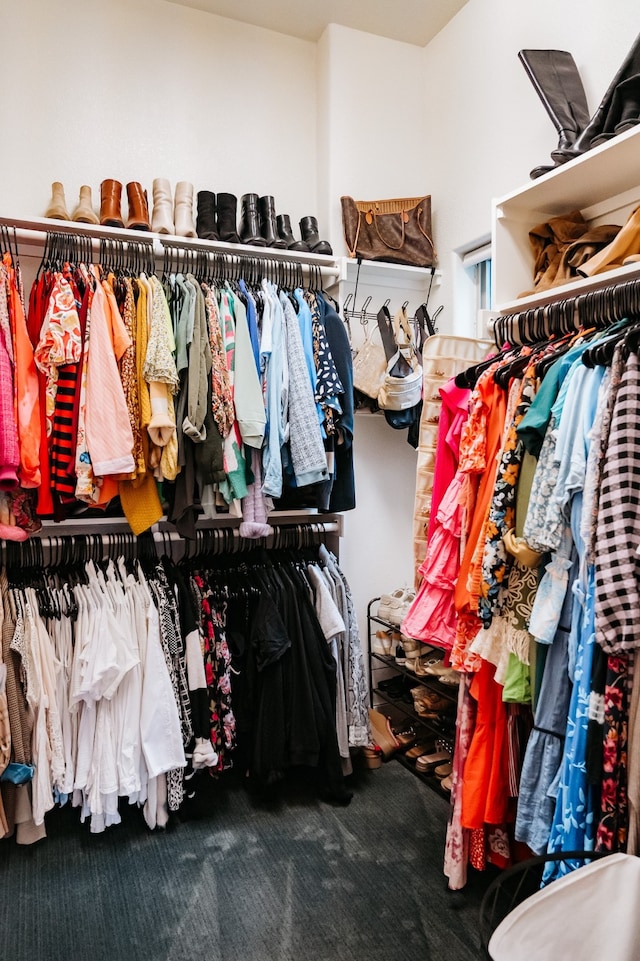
1, 0, 318, 227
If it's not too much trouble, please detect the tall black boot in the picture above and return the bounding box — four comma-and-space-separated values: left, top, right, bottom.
518, 49, 590, 179
553, 32, 640, 162
196, 190, 219, 241
277, 214, 310, 252
259, 196, 286, 248
216, 192, 240, 244
299, 216, 333, 255
239, 194, 266, 247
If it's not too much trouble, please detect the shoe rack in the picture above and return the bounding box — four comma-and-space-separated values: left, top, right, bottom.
367, 597, 456, 797
493, 121, 640, 313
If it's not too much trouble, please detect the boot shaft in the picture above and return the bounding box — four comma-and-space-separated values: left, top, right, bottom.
45, 181, 70, 221
299, 216, 333, 255
72, 185, 99, 225
151, 178, 174, 235
101, 179, 124, 228
276, 213, 310, 252
174, 181, 196, 238
259, 195, 286, 248
239, 193, 266, 247
216, 192, 240, 244
126, 182, 150, 231
196, 190, 219, 241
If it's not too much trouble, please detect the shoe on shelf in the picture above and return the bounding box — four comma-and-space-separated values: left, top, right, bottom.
395, 643, 408, 666
392, 724, 418, 752
415, 749, 451, 774
371, 629, 393, 656
368, 708, 400, 760
405, 738, 437, 760
440, 773, 453, 793
377, 675, 407, 697
434, 761, 453, 779
414, 654, 445, 676
378, 589, 416, 626
436, 669, 461, 687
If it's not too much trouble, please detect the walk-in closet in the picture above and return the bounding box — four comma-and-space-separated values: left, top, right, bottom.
2, 3, 640, 961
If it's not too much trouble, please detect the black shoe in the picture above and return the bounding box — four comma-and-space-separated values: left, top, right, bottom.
196, 190, 219, 241
216, 192, 240, 244
259, 196, 286, 248
277, 213, 310, 252
239, 193, 267, 247
299, 216, 333, 255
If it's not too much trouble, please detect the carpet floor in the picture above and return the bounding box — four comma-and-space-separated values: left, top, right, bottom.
0, 761, 493, 961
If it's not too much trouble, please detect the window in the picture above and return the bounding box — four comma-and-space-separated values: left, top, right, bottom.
461, 240, 493, 339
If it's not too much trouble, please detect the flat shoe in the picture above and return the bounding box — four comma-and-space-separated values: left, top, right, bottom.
405, 738, 437, 760
434, 761, 453, 778
440, 774, 453, 792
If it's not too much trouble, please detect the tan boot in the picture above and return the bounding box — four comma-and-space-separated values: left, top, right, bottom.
578, 207, 640, 276
100, 179, 124, 228
126, 182, 151, 231
174, 181, 196, 238
71, 185, 99, 225
44, 181, 70, 221
151, 178, 174, 234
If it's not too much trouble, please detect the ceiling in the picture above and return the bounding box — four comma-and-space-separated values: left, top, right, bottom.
162, 0, 470, 47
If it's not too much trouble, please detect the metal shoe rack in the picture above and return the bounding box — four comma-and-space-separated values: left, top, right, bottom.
367, 597, 457, 796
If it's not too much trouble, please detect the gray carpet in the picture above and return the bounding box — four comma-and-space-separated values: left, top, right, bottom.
0, 763, 491, 961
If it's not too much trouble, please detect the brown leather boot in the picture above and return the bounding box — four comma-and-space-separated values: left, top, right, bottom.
100, 179, 124, 228
126, 182, 151, 231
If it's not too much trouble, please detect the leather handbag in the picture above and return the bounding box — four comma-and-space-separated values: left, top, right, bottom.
340, 195, 436, 267
352, 325, 387, 399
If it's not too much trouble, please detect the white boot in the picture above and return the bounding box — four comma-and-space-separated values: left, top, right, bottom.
44, 181, 70, 221
71, 185, 99, 224
174, 181, 196, 238
151, 178, 174, 235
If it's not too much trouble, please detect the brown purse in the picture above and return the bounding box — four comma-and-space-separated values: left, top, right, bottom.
340, 195, 436, 267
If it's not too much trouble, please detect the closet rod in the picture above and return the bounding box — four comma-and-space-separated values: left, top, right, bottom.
0, 216, 340, 280
493, 274, 640, 348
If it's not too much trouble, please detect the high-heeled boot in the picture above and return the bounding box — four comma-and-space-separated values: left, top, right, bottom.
151, 178, 174, 234
518, 49, 591, 179
174, 181, 196, 238
126, 182, 151, 231
239, 194, 266, 247
71, 185, 99, 224
276, 214, 310, 252
196, 191, 219, 241
259, 196, 286, 248
45, 181, 70, 221
299, 216, 333, 255
100, 179, 124, 228
216, 193, 240, 244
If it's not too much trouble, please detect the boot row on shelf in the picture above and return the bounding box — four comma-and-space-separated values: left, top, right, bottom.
44, 179, 332, 254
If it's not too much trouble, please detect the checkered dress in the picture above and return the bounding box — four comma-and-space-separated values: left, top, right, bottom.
594, 350, 640, 653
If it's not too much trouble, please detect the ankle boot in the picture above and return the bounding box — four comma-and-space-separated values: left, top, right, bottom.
100, 179, 124, 228
518, 50, 590, 179
299, 216, 333, 255
196, 190, 219, 241
577, 205, 640, 277
216, 192, 240, 244
126, 182, 150, 231
71, 185, 99, 224
239, 194, 267, 246
259, 196, 286, 248
276, 214, 310, 252
174, 181, 196, 238
45, 181, 70, 221
151, 178, 174, 234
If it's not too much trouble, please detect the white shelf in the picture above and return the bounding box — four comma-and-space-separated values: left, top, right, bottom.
492, 124, 640, 310
340, 256, 440, 293
0, 214, 341, 278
